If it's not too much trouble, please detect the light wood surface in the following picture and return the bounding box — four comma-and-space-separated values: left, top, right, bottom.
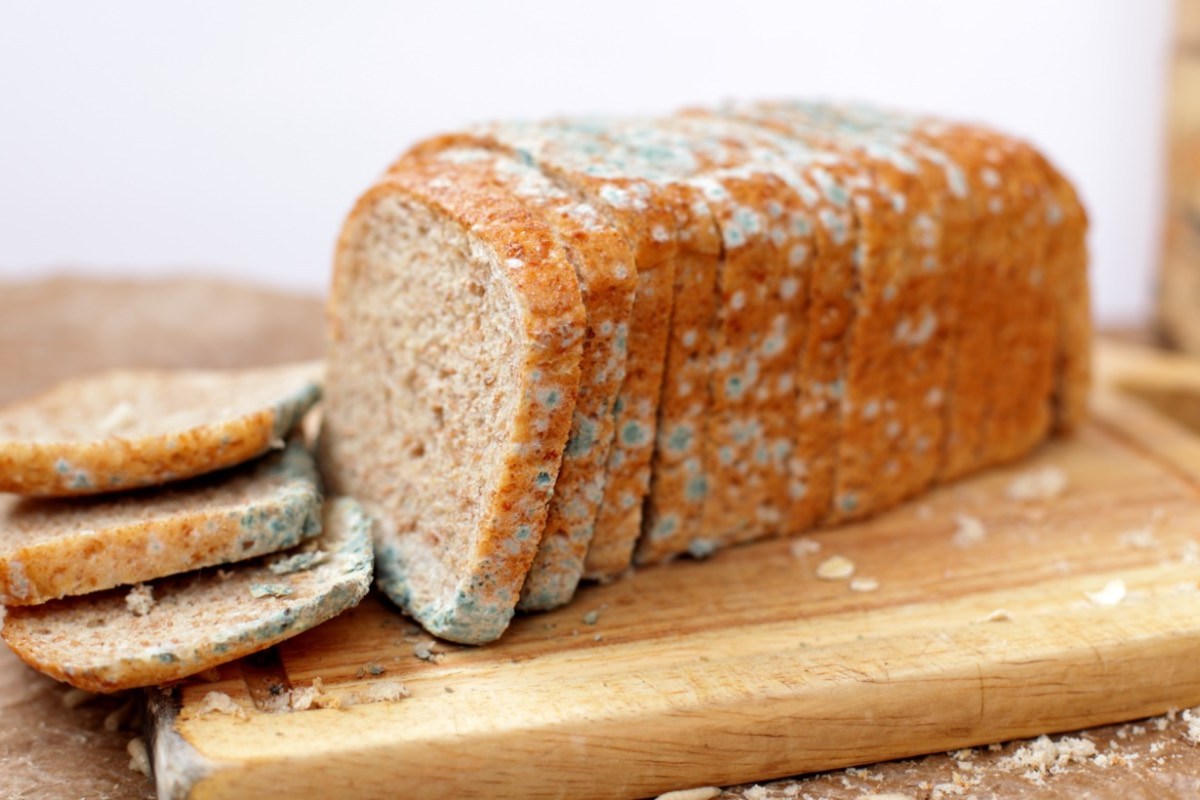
147, 346, 1200, 800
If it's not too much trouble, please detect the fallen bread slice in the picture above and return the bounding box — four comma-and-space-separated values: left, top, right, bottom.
0, 439, 322, 605
0, 496, 372, 693
0, 362, 323, 497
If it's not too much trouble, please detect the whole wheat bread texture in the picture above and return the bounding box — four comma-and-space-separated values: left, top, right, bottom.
0, 496, 372, 693
0, 439, 322, 605
0, 363, 322, 497
321, 166, 585, 644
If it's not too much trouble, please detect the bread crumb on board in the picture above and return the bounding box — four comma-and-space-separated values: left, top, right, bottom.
815, 555, 855, 580
996, 734, 1097, 783
849, 577, 879, 592
290, 677, 342, 711
188, 691, 248, 721
124, 583, 155, 616
1120, 527, 1157, 550
1182, 707, 1200, 744
789, 538, 820, 558
951, 515, 986, 548
343, 681, 411, 706
979, 609, 1012, 623
1005, 466, 1067, 503
654, 787, 722, 800
1085, 579, 1126, 607
413, 641, 442, 662
126, 736, 151, 777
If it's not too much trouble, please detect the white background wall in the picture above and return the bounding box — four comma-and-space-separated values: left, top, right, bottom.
0, 0, 1176, 325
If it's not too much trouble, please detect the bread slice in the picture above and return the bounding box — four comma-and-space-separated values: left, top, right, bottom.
321, 167, 585, 643
0, 439, 321, 605
390, 141, 639, 610
0, 496, 372, 693
0, 363, 322, 497
404, 122, 686, 584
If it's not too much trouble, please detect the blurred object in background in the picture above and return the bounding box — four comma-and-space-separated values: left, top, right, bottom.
1160, 0, 1200, 350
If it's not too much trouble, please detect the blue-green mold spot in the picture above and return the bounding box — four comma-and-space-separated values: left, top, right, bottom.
535, 471, 553, 487
686, 476, 708, 501
839, 493, 859, 513
621, 421, 646, 447
667, 425, 693, 453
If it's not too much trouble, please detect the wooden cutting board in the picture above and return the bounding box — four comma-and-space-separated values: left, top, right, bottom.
148, 345, 1200, 800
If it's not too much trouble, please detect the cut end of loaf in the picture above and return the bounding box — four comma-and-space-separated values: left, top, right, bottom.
321, 184, 530, 642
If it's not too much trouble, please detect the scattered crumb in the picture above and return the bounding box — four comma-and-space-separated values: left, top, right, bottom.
1120, 527, 1157, 550
1085, 579, 1127, 607
126, 736, 151, 777
444, 686, 455, 694
413, 642, 441, 662
654, 788, 721, 800
790, 537, 821, 558
951, 515, 986, 548
582, 610, 599, 625
356, 661, 386, 678
249, 583, 293, 599
980, 609, 1012, 623
61, 687, 98, 710
593, 633, 604, 642
125, 584, 155, 617
290, 677, 342, 711
815, 555, 855, 580
997, 734, 1097, 780
1006, 466, 1067, 502
987, 743, 1004, 752
269, 550, 327, 575
190, 691, 248, 721
849, 577, 879, 592
1183, 708, 1200, 744
344, 681, 411, 707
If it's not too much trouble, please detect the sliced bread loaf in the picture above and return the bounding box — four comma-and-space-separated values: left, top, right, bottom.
0, 363, 322, 497
0, 439, 321, 605
322, 165, 585, 643
0, 496, 372, 693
